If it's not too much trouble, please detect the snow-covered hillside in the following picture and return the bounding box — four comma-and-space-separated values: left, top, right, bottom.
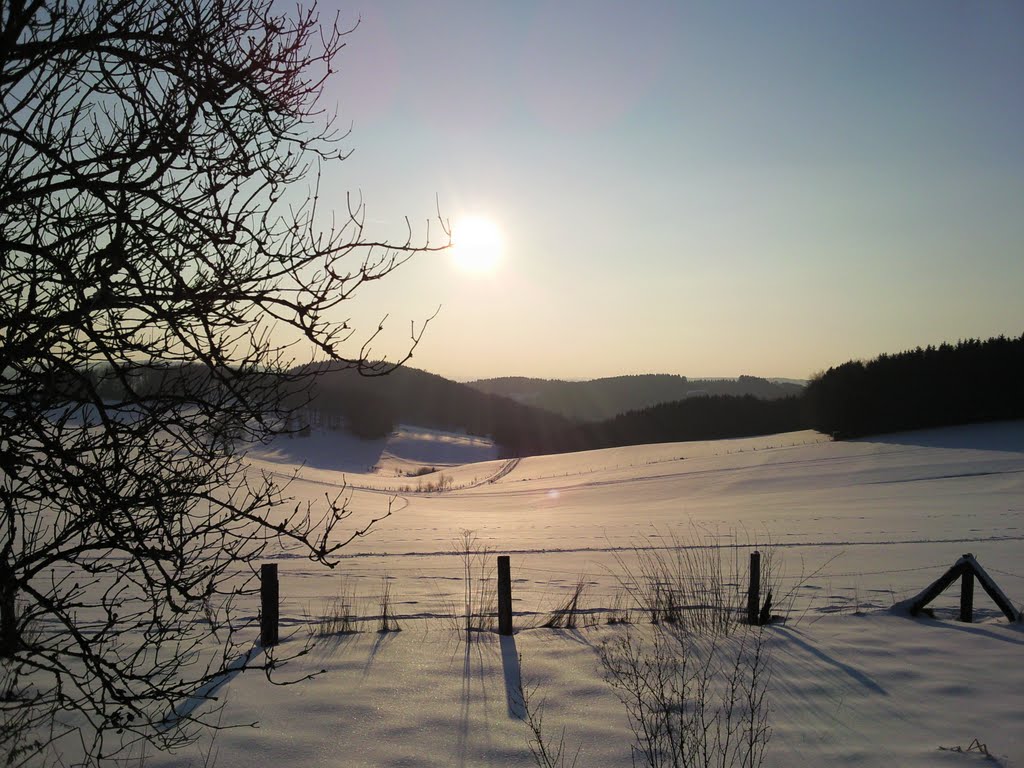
124, 423, 1024, 765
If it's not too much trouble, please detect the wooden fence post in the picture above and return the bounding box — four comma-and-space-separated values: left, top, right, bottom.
498, 555, 513, 636
0, 559, 17, 656
902, 552, 1019, 622
261, 563, 279, 647
747, 551, 761, 626
960, 558, 974, 623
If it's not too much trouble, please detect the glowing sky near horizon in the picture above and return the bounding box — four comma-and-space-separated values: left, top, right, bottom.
312, 1, 1024, 382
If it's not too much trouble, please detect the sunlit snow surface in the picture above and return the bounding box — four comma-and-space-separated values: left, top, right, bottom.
132, 423, 1024, 766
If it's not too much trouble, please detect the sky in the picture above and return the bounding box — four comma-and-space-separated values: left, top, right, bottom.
304, 0, 1024, 382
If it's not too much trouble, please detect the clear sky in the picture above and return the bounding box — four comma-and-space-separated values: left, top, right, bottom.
308, 0, 1024, 382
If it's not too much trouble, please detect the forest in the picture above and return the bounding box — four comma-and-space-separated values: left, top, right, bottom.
802, 334, 1024, 438
290, 334, 1024, 455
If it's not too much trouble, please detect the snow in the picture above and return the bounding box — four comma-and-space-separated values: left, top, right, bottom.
62, 422, 1024, 765
150, 615, 1024, 768
246, 425, 503, 492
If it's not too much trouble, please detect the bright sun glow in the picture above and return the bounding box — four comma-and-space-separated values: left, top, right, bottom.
451, 216, 503, 273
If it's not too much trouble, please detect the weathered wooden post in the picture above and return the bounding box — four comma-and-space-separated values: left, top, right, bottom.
261, 563, 279, 647
960, 554, 975, 623
902, 552, 1020, 622
0, 560, 18, 656
747, 551, 761, 626
498, 555, 513, 636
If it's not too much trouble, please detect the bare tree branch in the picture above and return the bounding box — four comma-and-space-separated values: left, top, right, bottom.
0, 0, 447, 763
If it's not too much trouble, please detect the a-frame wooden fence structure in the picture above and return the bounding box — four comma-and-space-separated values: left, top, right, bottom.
899, 553, 1021, 623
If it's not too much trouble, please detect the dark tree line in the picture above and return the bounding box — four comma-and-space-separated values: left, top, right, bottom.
583, 395, 806, 449
494, 395, 807, 457
803, 335, 1024, 438
299, 334, 1024, 457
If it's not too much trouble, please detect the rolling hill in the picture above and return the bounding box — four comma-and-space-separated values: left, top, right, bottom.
466, 374, 804, 422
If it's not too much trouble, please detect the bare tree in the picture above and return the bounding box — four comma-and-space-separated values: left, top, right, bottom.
0, 0, 442, 763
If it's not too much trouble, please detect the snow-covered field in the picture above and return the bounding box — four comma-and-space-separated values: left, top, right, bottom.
161, 422, 1023, 766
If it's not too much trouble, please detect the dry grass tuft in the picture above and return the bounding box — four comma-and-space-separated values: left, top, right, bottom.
544, 579, 588, 629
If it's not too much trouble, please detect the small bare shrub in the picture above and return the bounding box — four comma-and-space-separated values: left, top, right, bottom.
545, 579, 588, 629
420, 473, 454, 493
317, 597, 359, 637
455, 530, 497, 639
600, 625, 771, 768
521, 680, 581, 768
523, 623, 772, 768
613, 527, 799, 635
605, 589, 633, 626
304, 577, 361, 637
616, 529, 745, 635
378, 577, 401, 633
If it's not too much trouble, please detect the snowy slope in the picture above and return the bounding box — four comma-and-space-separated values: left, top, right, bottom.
63, 421, 1024, 766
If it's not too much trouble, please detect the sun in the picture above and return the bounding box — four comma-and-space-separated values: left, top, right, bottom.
451, 216, 503, 273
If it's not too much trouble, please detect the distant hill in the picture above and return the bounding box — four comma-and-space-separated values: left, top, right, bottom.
295, 364, 575, 449
465, 374, 804, 422
295, 333, 1024, 456
292, 367, 806, 457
